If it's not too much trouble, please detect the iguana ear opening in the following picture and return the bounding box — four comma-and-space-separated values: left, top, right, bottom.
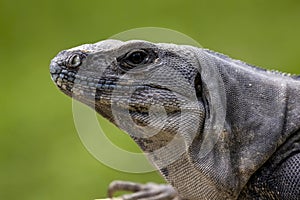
194, 73, 202, 100
194, 72, 211, 122
194, 72, 211, 120
190, 47, 227, 158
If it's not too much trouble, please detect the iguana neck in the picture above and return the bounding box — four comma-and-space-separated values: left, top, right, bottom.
193, 49, 300, 197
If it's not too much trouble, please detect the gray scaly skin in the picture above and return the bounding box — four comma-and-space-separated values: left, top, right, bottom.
50, 39, 300, 200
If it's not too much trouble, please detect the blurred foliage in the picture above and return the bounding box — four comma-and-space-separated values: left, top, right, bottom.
0, 0, 299, 199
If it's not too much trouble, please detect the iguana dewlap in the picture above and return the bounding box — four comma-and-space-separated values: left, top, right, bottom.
50, 40, 300, 200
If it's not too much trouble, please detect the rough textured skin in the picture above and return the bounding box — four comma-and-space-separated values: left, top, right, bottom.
50, 40, 300, 200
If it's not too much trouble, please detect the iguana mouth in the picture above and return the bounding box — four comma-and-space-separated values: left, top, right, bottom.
50, 59, 183, 117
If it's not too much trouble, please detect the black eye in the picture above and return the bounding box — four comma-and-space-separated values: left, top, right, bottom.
118, 49, 157, 71
67, 54, 82, 68
126, 50, 149, 65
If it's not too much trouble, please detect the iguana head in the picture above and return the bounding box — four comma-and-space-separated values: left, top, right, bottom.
50, 39, 205, 152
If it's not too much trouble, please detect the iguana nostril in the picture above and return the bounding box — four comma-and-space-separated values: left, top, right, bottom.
66, 54, 82, 68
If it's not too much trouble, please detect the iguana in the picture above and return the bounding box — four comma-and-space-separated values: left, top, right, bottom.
50, 39, 300, 200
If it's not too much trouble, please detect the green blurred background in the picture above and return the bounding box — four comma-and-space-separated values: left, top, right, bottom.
0, 0, 299, 199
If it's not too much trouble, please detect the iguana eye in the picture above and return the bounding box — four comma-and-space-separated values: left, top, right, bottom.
118, 49, 157, 71
66, 53, 82, 68
126, 50, 149, 65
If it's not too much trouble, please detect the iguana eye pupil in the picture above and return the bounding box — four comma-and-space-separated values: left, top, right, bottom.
118, 49, 158, 71
127, 50, 148, 65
